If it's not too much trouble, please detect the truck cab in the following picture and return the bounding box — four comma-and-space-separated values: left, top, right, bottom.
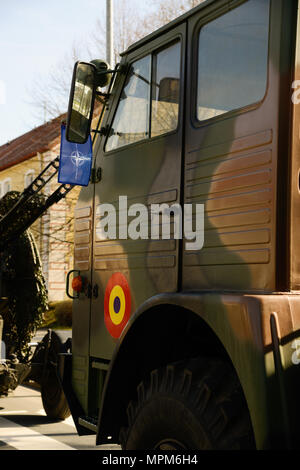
62, 0, 300, 449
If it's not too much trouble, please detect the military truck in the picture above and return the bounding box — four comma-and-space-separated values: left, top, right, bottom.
58, 0, 300, 450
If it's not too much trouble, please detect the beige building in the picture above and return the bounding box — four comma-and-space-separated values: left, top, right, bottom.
0, 116, 80, 301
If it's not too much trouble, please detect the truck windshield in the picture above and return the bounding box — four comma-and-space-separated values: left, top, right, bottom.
106, 41, 181, 152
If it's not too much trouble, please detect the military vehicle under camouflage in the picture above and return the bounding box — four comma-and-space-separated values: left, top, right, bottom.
0, 163, 72, 419
4, 0, 300, 450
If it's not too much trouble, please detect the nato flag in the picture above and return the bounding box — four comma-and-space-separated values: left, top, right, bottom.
58, 124, 93, 186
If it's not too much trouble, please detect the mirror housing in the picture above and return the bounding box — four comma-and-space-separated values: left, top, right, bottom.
66, 59, 112, 144
66, 61, 97, 144
91, 59, 111, 88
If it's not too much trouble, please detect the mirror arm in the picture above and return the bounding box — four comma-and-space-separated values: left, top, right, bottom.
95, 64, 127, 85
91, 125, 110, 136
95, 91, 110, 99
95, 91, 110, 105
99, 64, 128, 76
117, 64, 129, 75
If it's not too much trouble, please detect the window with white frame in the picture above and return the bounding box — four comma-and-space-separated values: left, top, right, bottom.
24, 170, 35, 188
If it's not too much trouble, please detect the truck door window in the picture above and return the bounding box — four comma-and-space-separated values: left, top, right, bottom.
106, 40, 181, 152
151, 41, 181, 137
106, 55, 151, 151
197, 0, 270, 121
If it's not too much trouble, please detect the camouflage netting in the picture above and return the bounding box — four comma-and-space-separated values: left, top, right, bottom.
0, 191, 48, 362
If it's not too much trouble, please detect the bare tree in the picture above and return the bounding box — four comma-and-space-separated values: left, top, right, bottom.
142, 0, 203, 34
28, 42, 88, 122
28, 0, 204, 121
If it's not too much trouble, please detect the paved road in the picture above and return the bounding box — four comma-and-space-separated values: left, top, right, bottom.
0, 385, 120, 451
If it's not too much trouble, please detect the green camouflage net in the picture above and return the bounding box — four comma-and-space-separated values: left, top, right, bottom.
0, 190, 47, 248
0, 191, 48, 361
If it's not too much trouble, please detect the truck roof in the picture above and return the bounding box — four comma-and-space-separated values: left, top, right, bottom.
121, 0, 216, 56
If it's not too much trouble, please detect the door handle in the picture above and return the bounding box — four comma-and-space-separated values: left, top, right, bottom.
93, 284, 99, 299
83, 282, 98, 299
86, 282, 93, 299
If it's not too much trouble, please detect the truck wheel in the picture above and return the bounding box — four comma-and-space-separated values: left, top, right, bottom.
41, 367, 70, 420
120, 359, 255, 450
40, 331, 70, 421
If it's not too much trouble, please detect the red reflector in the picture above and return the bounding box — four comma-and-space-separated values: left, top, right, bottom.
72, 275, 83, 293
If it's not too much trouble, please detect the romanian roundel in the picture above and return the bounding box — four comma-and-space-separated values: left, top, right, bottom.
104, 273, 131, 339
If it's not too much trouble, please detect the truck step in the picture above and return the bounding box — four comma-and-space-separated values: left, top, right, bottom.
78, 416, 98, 433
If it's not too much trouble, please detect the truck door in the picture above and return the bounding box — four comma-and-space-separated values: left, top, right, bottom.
183, 0, 285, 292
89, 23, 186, 359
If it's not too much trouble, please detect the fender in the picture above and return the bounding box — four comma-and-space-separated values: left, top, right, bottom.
96, 291, 298, 449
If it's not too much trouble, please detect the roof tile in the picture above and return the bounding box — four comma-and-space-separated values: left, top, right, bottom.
0, 114, 66, 172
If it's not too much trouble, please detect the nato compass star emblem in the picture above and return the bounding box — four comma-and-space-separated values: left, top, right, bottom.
69, 145, 91, 180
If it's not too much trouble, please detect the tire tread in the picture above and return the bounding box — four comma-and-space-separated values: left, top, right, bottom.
120, 358, 255, 450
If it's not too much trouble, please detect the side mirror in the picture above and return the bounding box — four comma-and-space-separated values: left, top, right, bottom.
66, 61, 97, 144
66, 60, 112, 144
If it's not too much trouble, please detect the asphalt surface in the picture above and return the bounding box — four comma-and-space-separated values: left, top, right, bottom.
0, 384, 120, 451
0, 329, 120, 451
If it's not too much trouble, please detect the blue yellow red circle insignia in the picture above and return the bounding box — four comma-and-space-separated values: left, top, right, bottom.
104, 273, 131, 338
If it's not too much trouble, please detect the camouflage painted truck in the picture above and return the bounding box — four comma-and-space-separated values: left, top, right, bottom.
58, 0, 300, 450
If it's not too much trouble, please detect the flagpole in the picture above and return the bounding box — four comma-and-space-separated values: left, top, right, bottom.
106, 0, 114, 68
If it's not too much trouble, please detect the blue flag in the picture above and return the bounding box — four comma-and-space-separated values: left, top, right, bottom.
58, 124, 93, 186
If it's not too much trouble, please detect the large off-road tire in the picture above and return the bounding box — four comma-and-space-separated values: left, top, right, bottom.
120, 358, 255, 450
40, 331, 70, 421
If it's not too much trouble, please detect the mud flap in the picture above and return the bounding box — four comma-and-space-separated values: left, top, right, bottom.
57, 352, 94, 436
